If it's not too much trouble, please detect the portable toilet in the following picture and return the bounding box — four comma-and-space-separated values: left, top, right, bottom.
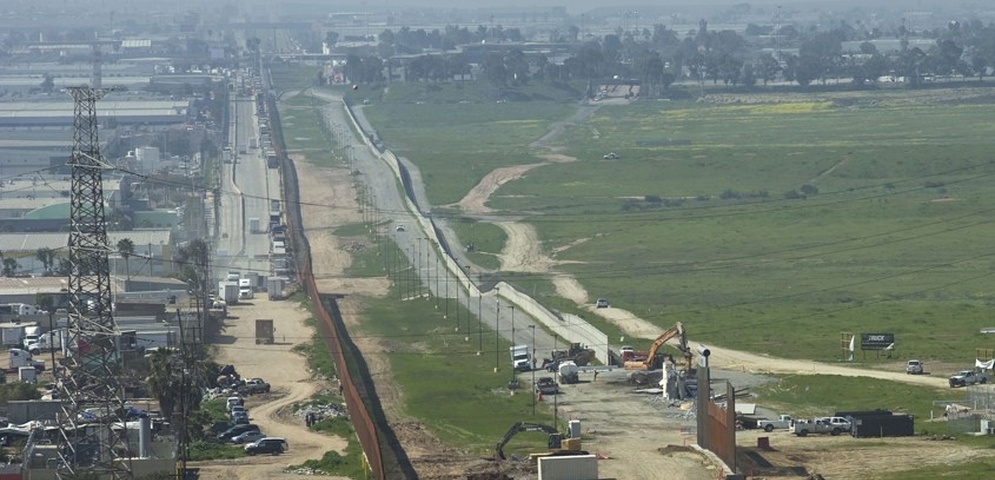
18, 366, 36, 383
568, 419, 582, 439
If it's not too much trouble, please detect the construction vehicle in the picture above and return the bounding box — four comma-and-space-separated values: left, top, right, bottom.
623, 322, 693, 371
510, 345, 532, 372
541, 342, 596, 371
557, 361, 579, 384
495, 422, 586, 460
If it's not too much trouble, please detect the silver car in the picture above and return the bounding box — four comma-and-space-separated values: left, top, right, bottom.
231, 431, 266, 444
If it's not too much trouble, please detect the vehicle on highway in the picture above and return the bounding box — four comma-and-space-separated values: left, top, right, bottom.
231, 431, 266, 445
244, 437, 287, 455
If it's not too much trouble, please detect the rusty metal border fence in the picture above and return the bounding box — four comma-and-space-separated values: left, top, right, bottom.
267, 92, 387, 479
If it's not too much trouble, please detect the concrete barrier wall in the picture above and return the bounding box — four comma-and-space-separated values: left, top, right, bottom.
342, 100, 608, 364
493, 282, 609, 365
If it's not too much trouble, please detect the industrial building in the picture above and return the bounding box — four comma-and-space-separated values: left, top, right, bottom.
0, 100, 191, 128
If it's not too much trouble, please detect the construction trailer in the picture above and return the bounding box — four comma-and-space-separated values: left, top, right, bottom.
255, 319, 274, 345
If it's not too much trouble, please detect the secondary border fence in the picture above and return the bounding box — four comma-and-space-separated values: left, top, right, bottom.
341, 99, 612, 364
269, 91, 415, 479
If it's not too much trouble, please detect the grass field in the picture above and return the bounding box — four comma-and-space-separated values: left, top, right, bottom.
752, 374, 961, 431
358, 91, 995, 364
360, 95, 576, 206
347, 240, 557, 457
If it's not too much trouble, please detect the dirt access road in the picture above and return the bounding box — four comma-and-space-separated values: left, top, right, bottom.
192, 298, 348, 480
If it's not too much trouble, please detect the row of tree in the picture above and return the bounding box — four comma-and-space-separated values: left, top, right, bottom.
337, 17, 995, 90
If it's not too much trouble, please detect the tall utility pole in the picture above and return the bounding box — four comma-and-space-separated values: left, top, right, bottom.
57, 86, 132, 479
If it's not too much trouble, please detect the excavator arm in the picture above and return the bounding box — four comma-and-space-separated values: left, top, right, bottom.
624, 322, 692, 370
495, 422, 560, 460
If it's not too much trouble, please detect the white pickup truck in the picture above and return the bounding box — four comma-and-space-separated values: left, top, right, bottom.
792, 416, 851, 437
757, 415, 793, 432
949, 370, 987, 388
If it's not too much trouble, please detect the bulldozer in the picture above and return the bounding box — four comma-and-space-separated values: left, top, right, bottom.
541, 342, 596, 371
494, 421, 586, 461
623, 322, 693, 371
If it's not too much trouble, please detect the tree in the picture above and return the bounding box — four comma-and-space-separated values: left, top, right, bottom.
755, 53, 780, 85
117, 238, 135, 282
40, 74, 55, 94
35, 248, 56, 276
146, 349, 180, 419
481, 52, 507, 87
324, 31, 339, 48
2, 258, 19, 277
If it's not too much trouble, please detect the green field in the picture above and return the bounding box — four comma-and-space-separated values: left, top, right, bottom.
362, 89, 995, 365
361, 96, 576, 206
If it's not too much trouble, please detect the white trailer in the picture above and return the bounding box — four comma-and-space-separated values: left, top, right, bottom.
0, 323, 24, 347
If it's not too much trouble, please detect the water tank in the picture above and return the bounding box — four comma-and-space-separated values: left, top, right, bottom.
568, 419, 582, 439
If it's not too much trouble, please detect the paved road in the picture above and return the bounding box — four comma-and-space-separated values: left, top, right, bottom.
218, 76, 281, 280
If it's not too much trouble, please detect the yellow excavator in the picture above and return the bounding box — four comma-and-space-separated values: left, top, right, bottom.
623, 322, 693, 371
494, 422, 586, 460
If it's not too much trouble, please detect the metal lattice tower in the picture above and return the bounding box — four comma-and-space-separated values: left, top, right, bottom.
57, 86, 132, 479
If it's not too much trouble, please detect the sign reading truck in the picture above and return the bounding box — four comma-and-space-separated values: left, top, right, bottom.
861, 333, 895, 351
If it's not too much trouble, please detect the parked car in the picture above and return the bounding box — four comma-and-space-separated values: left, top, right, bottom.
217, 424, 260, 441
231, 431, 267, 445
244, 437, 287, 455
229, 405, 246, 417
232, 411, 250, 424
535, 377, 559, 395
241, 378, 271, 394
906, 359, 924, 375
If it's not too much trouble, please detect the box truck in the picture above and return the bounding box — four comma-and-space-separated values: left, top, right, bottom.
219, 281, 240, 304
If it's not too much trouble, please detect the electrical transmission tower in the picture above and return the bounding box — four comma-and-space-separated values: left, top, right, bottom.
57, 86, 132, 479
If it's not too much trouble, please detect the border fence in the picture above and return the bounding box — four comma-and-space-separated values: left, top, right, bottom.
268, 91, 415, 479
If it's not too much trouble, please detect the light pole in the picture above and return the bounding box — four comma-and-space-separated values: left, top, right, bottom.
529, 324, 536, 416
510, 305, 516, 347
495, 298, 501, 372
455, 269, 461, 332
416, 238, 423, 298
434, 252, 440, 308
406, 246, 414, 300
477, 283, 483, 354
